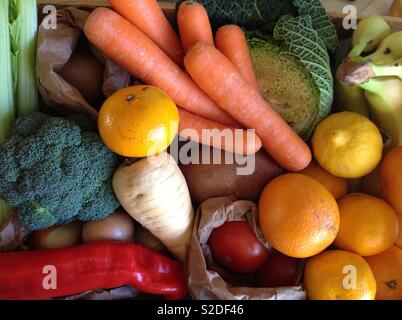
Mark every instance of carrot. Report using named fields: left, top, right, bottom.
left=215, top=25, right=259, bottom=91
left=178, top=108, right=262, bottom=156
left=108, top=0, right=184, bottom=66
left=84, top=8, right=239, bottom=127
left=177, top=0, right=214, bottom=51
left=184, top=43, right=312, bottom=171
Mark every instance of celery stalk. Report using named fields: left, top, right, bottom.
left=15, top=0, right=38, bottom=117
left=0, top=0, right=15, bottom=224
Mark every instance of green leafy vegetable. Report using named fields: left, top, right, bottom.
left=274, top=15, right=333, bottom=132
left=185, top=0, right=297, bottom=29
left=247, top=33, right=320, bottom=139
left=293, top=0, right=339, bottom=53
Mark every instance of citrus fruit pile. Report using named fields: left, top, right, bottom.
left=257, top=114, right=402, bottom=300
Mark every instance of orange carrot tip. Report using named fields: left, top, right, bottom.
left=109, top=0, right=184, bottom=65
left=215, top=24, right=259, bottom=91
left=177, top=0, right=214, bottom=52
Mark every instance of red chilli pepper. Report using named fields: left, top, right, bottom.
left=0, top=241, right=187, bottom=300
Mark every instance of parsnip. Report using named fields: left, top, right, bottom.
left=112, top=152, right=194, bottom=261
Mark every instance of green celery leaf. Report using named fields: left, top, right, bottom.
left=9, top=0, right=20, bottom=95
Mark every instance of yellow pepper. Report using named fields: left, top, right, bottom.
left=389, top=0, right=402, bottom=17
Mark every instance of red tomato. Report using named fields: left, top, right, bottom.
left=208, top=221, right=270, bottom=273
left=256, top=251, right=301, bottom=287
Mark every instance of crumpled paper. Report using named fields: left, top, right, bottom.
left=187, top=197, right=306, bottom=300
left=36, top=7, right=130, bottom=118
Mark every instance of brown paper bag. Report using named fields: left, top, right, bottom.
left=36, top=7, right=130, bottom=118
left=187, top=197, right=306, bottom=300
left=0, top=211, right=30, bottom=252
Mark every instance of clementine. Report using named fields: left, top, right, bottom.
left=396, top=214, right=402, bottom=249
left=365, top=246, right=402, bottom=300
left=300, top=160, right=348, bottom=200
left=305, top=250, right=376, bottom=300
left=258, top=173, right=340, bottom=258
left=381, top=146, right=402, bottom=215
left=98, top=85, right=179, bottom=157
left=334, top=193, right=399, bottom=256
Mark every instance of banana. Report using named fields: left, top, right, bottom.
left=356, top=31, right=402, bottom=65
left=336, top=57, right=402, bottom=86
left=360, top=77, right=402, bottom=151
left=334, top=80, right=370, bottom=117
left=349, top=16, right=391, bottom=59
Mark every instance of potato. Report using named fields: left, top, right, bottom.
left=135, top=224, right=167, bottom=254
left=179, top=146, right=282, bottom=204
left=82, top=210, right=134, bottom=243
left=59, top=49, right=104, bottom=107
left=30, top=222, right=82, bottom=249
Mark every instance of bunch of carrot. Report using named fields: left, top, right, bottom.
left=84, top=0, right=311, bottom=171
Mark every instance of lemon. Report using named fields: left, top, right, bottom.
left=312, top=112, right=383, bottom=178
left=98, top=86, right=179, bottom=158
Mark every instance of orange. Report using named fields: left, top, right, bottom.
left=360, top=165, right=383, bottom=198
left=98, top=85, right=179, bottom=157
left=381, top=146, right=402, bottom=215
left=396, top=214, right=402, bottom=249
left=365, top=246, right=402, bottom=300
left=305, top=250, right=376, bottom=300
left=258, top=173, right=340, bottom=258
left=300, top=160, right=348, bottom=200
left=335, top=193, right=399, bottom=256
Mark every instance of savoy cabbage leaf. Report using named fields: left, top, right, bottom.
left=293, top=0, right=339, bottom=53
left=191, top=0, right=297, bottom=29
left=274, top=15, right=333, bottom=127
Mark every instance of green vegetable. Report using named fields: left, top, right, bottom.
left=0, top=112, right=121, bottom=230
left=196, top=0, right=338, bottom=50
left=247, top=34, right=320, bottom=139
left=0, top=0, right=38, bottom=225
left=293, top=0, right=338, bottom=54
left=274, top=15, right=333, bottom=132
left=186, top=0, right=297, bottom=30
left=0, top=0, right=16, bottom=225
left=12, top=0, right=38, bottom=117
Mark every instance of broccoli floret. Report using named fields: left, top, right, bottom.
left=0, top=112, right=121, bottom=230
